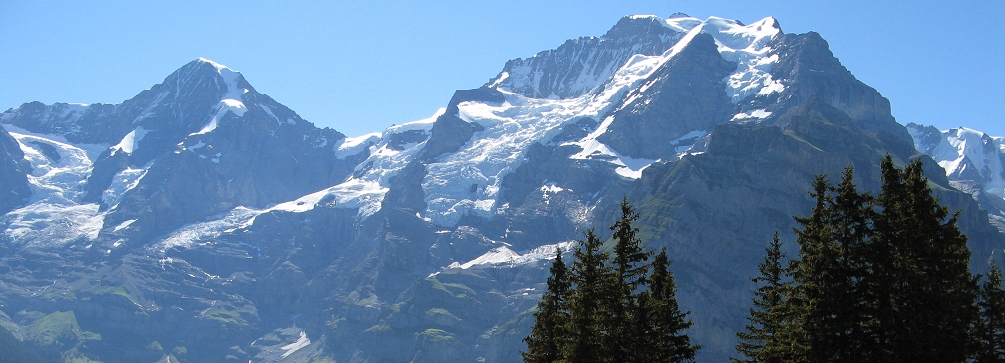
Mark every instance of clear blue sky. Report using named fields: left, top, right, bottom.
left=2, top=1, right=1002, bottom=138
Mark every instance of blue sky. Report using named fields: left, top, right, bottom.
left=1, top=1, right=1002, bottom=138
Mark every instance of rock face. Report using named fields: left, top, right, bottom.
left=1, top=14, right=1003, bottom=363
left=0, top=127, right=31, bottom=214
left=487, top=15, right=686, bottom=99
left=598, top=31, right=735, bottom=160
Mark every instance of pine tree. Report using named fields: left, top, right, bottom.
left=567, top=229, right=613, bottom=363
left=608, top=198, right=652, bottom=362
left=648, top=248, right=699, bottom=362
left=734, top=232, right=798, bottom=363
left=523, top=248, right=571, bottom=363
left=975, top=260, right=1005, bottom=363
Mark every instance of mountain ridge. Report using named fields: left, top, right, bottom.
left=0, top=14, right=1002, bottom=363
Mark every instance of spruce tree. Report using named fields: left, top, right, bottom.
left=792, top=168, right=873, bottom=362
left=872, top=157, right=976, bottom=362
left=827, top=167, right=872, bottom=362
left=734, top=232, right=797, bottom=363
left=648, top=248, right=699, bottom=362
left=792, top=174, right=844, bottom=362
left=522, top=201, right=698, bottom=363
left=783, top=158, right=977, bottom=362
left=523, top=248, right=571, bottom=363
left=608, top=198, right=652, bottom=362
left=567, top=229, right=613, bottom=363
left=975, top=260, right=1005, bottom=363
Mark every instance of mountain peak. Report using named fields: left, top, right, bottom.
left=172, top=58, right=247, bottom=90
left=194, top=57, right=233, bottom=73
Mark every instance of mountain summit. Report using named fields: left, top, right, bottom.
left=0, top=15, right=1001, bottom=363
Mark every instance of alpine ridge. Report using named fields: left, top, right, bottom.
left=0, top=14, right=1002, bottom=363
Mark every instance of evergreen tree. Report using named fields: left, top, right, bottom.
left=792, top=174, right=849, bottom=362
left=608, top=198, right=652, bottom=362
left=734, top=232, right=798, bottom=363
left=782, top=158, right=977, bottom=362
left=793, top=168, right=878, bottom=362
left=522, top=201, right=697, bottom=363
left=567, top=229, right=613, bottom=363
left=523, top=248, right=571, bottom=363
left=648, top=248, right=699, bottom=362
left=872, top=157, right=976, bottom=362
left=975, top=260, right=1005, bottom=363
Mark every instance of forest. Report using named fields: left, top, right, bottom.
left=523, top=157, right=1005, bottom=363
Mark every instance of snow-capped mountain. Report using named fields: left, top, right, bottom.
left=1, top=59, right=367, bottom=252
left=0, top=14, right=1001, bottom=363
left=908, top=123, right=1005, bottom=229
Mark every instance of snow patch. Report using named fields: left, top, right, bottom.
left=111, top=127, right=149, bottom=154
left=540, top=183, right=564, bottom=194
left=442, top=241, right=576, bottom=272
left=154, top=180, right=389, bottom=252
left=563, top=115, right=656, bottom=180
left=731, top=109, right=773, bottom=121
left=335, top=133, right=381, bottom=158
left=190, top=59, right=249, bottom=136
left=102, top=162, right=153, bottom=210
left=281, top=331, right=311, bottom=358
left=112, top=219, right=136, bottom=232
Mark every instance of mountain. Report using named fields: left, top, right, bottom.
left=1, top=14, right=1003, bottom=363
left=908, top=123, right=1005, bottom=231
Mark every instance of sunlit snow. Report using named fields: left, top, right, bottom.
left=434, top=241, right=576, bottom=275
left=911, top=126, right=1005, bottom=199
left=190, top=59, right=249, bottom=136
left=281, top=331, right=311, bottom=358
left=334, top=132, right=381, bottom=158
left=731, top=109, right=773, bottom=121
left=111, top=126, right=149, bottom=154
left=102, top=163, right=152, bottom=209
left=2, top=130, right=105, bottom=247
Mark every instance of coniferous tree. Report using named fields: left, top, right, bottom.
left=523, top=248, right=571, bottom=363
left=648, top=248, right=699, bottom=362
left=792, top=167, right=877, bottom=362
left=975, top=260, right=1005, bottom=363
left=782, top=158, right=977, bottom=363
left=734, top=232, right=798, bottom=363
left=792, top=174, right=847, bottom=362
left=826, top=167, right=873, bottom=362
left=522, top=201, right=697, bottom=363
left=872, top=157, right=976, bottom=363
left=567, top=229, right=613, bottom=363
left=608, top=198, right=652, bottom=362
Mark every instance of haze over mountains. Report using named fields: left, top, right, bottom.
left=0, top=13, right=1002, bottom=362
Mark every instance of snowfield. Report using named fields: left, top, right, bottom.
left=0, top=15, right=792, bottom=251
